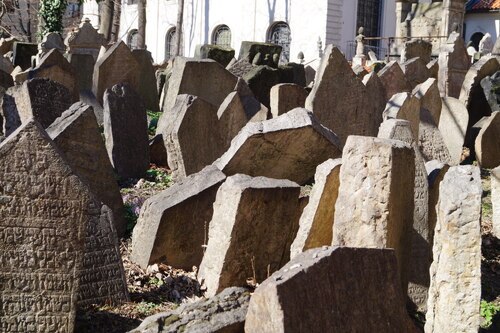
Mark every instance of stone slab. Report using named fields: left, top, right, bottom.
left=270, top=83, right=307, bottom=118
left=438, top=97, right=469, bottom=165
left=475, top=111, right=500, bottom=169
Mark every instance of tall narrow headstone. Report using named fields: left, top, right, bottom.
left=438, top=32, right=470, bottom=98
left=425, top=160, right=449, bottom=247
left=132, top=49, right=160, bottom=112
left=197, top=174, right=301, bottom=297
left=103, top=83, right=149, bottom=179
left=46, top=102, right=127, bottom=237
left=362, top=72, right=388, bottom=137
left=425, top=166, right=482, bottom=333
left=332, top=136, right=415, bottom=294
left=290, top=159, right=341, bottom=259
left=475, top=111, right=500, bottom=168
left=438, top=97, right=469, bottom=165
left=378, top=119, right=430, bottom=312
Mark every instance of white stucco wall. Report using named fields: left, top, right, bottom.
left=464, top=13, right=499, bottom=45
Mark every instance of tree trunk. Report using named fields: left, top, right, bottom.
left=99, top=0, right=114, bottom=42
left=175, top=0, right=184, bottom=56
left=137, top=0, right=146, bottom=49
left=110, top=0, right=121, bottom=43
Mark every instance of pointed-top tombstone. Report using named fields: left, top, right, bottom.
left=378, top=61, right=412, bottom=101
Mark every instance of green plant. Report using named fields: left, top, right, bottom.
left=136, top=302, right=160, bottom=316
left=481, top=300, right=500, bottom=329
left=146, top=168, right=172, bottom=187
left=39, top=0, right=68, bottom=35
left=147, top=111, right=162, bottom=136
left=124, top=203, right=139, bottom=236
left=148, top=276, right=164, bottom=287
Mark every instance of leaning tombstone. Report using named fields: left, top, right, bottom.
left=438, top=97, right=469, bottom=165
left=270, top=83, right=307, bottom=118
left=378, top=60, right=412, bottom=101
left=103, top=83, right=149, bottom=179
left=0, top=69, right=13, bottom=89
left=46, top=102, right=127, bottom=237
left=290, top=158, right=342, bottom=259
left=425, top=166, right=482, bottom=333
left=382, top=92, right=420, bottom=139
left=425, top=160, right=449, bottom=247
left=332, top=136, right=415, bottom=295
left=438, top=31, right=470, bottom=98
left=427, top=59, right=438, bottom=79
left=214, top=108, right=343, bottom=185
left=132, top=49, right=160, bottom=112
left=197, top=174, right=301, bottom=297
left=195, top=44, right=235, bottom=67
left=35, top=32, right=65, bottom=64
left=0, top=92, right=20, bottom=136
left=0, top=56, right=14, bottom=74
left=401, top=39, right=432, bottom=64
left=413, top=78, right=441, bottom=124
left=131, top=166, right=226, bottom=270
left=475, top=111, right=500, bottom=169
left=481, top=71, right=500, bottom=113
left=378, top=119, right=430, bottom=312
left=362, top=72, right=388, bottom=136
left=401, top=57, right=430, bottom=89
left=245, top=247, right=419, bottom=333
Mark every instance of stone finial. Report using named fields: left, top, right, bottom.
left=317, top=37, right=323, bottom=58
left=355, top=27, right=365, bottom=56
left=297, top=51, right=304, bottom=64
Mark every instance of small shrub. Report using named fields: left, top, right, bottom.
left=136, top=302, right=160, bottom=317
left=481, top=300, right=500, bottom=329
left=146, top=168, right=172, bottom=187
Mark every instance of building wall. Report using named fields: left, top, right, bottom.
left=464, top=12, right=499, bottom=45
left=82, top=0, right=397, bottom=64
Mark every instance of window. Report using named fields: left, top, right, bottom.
left=268, top=22, right=291, bottom=64
left=165, top=27, right=177, bottom=60
left=212, top=25, right=232, bottom=48
left=127, top=29, right=139, bottom=50
left=67, top=3, right=81, bottom=18
left=470, top=32, right=485, bottom=51
left=356, top=0, right=382, bottom=45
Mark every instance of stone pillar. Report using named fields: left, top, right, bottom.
left=441, top=0, right=466, bottom=38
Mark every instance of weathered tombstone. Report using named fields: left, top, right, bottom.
left=378, top=60, right=412, bottom=101
left=149, top=134, right=169, bottom=167
left=92, top=41, right=140, bottom=104
left=197, top=174, right=301, bottom=297
left=425, top=160, right=449, bottom=247
left=413, top=78, right=441, bottom=124
left=243, top=64, right=281, bottom=108
left=130, top=287, right=249, bottom=333
left=0, top=37, right=18, bottom=56
left=160, top=95, right=221, bottom=179
left=227, top=58, right=254, bottom=78
left=195, top=44, right=235, bottom=67
left=0, top=56, right=14, bottom=74
left=36, top=32, right=66, bottom=63
left=131, top=165, right=226, bottom=270
left=479, top=33, right=494, bottom=56
left=238, top=41, right=282, bottom=67
left=481, top=72, right=500, bottom=113
left=427, top=59, right=439, bottom=79
left=0, top=69, right=13, bottom=89
left=290, top=159, right=341, bottom=259
left=378, top=119, right=430, bottom=312
left=217, top=78, right=268, bottom=151
left=132, top=49, right=160, bottom=112
left=459, top=56, right=500, bottom=135
left=332, top=136, right=415, bottom=294
left=8, top=78, right=72, bottom=129
left=305, top=45, right=372, bottom=143
left=46, top=102, right=127, bottom=237
left=12, top=42, right=37, bottom=70
left=0, top=121, right=84, bottom=331
left=492, top=166, right=500, bottom=238
left=425, top=166, right=482, bottom=333
left=363, top=72, right=389, bottom=136
left=419, top=108, right=453, bottom=164
left=493, top=37, right=500, bottom=57
left=402, top=57, right=431, bottom=89
left=30, top=49, right=79, bottom=102
left=438, top=97, right=469, bottom=165
left=475, top=111, right=500, bottom=168
left=214, top=108, right=343, bottom=185
left=159, top=57, right=237, bottom=118
left=438, top=32, right=470, bottom=98
left=103, top=83, right=149, bottom=179
left=0, top=93, right=20, bottom=136
left=245, top=247, right=419, bottom=333
left=401, top=39, right=432, bottom=64
left=383, top=92, right=420, bottom=139
left=65, top=18, right=106, bottom=60
left=270, top=83, right=307, bottom=118
left=68, top=53, right=95, bottom=93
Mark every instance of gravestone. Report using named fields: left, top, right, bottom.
left=46, top=102, right=127, bottom=237
left=131, top=165, right=226, bottom=270
left=214, top=108, right=343, bottom=185
left=492, top=166, right=500, bottom=238
left=378, top=119, right=430, bottom=312
left=149, top=134, right=169, bottom=167
left=305, top=45, right=371, bottom=143
left=161, top=95, right=221, bottom=179
left=12, top=42, right=37, bottom=70
left=438, top=32, right=470, bottom=98
left=245, top=247, right=419, bottom=333
left=378, top=61, right=412, bottom=101
left=481, top=72, right=500, bottom=113
left=332, top=136, right=415, bottom=295
left=159, top=57, right=237, bottom=118
left=425, top=160, right=449, bottom=247
left=0, top=121, right=86, bottom=332
left=425, top=166, right=482, bottom=333
left=0, top=56, right=14, bottom=74
left=401, top=39, right=432, bottom=64
left=438, top=97, right=468, bottom=165
left=270, top=83, right=308, bottom=118
left=103, top=83, right=149, bottom=179
left=8, top=78, right=72, bottom=129
left=36, top=32, right=65, bottom=63
left=479, top=33, right=494, bottom=56
left=68, top=53, right=95, bottom=93
left=195, top=44, right=235, bottom=67
left=0, top=93, right=20, bottom=136
left=217, top=78, right=268, bottom=151
left=352, top=64, right=368, bottom=79
left=238, top=41, right=282, bottom=67
left=132, top=49, right=159, bottom=112
left=475, top=111, right=500, bottom=168
left=427, top=59, right=438, bottom=79
left=383, top=92, right=421, bottom=139
left=418, top=108, right=453, bottom=164
left=290, top=159, right=342, bottom=259
left=362, top=72, right=388, bottom=136
left=197, top=174, right=301, bottom=297
left=243, top=64, right=281, bottom=108
left=402, top=57, right=431, bottom=89
left=459, top=56, right=500, bottom=136
left=0, top=69, right=13, bottom=89
left=493, top=37, right=500, bottom=57
left=30, top=49, right=78, bottom=102
left=0, top=37, right=18, bottom=56
left=413, top=78, right=442, bottom=124
left=65, top=18, right=106, bottom=60
left=93, top=41, right=140, bottom=104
